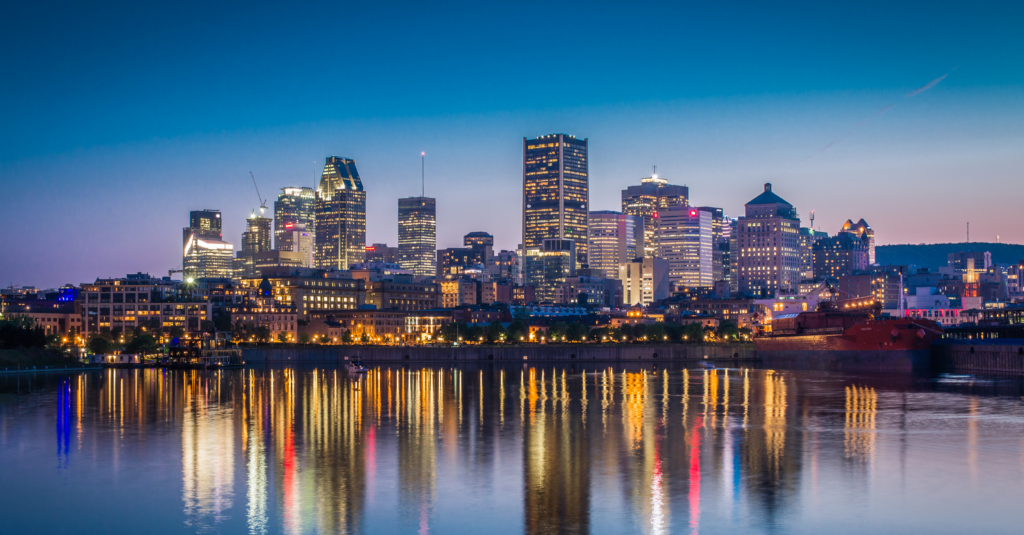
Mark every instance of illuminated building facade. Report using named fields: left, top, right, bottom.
left=183, top=210, right=234, bottom=280
left=535, top=239, right=577, bottom=304
left=736, top=183, right=801, bottom=297
left=398, top=197, right=437, bottom=277
left=227, top=278, right=298, bottom=342
left=523, top=134, right=589, bottom=281
left=813, top=232, right=869, bottom=279
left=366, top=243, right=399, bottom=264
left=78, top=276, right=212, bottom=334
left=237, top=213, right=273, bottom=279
left=239, top=268, right=365, bottom=318
left=618, top=257, right=669, bottom=306
left=657, top=206, right=713, bottom=289
left=274, top=187, right=315, bottom=267
left=436, top=233, right=492, bottom=280
left=696, top=206, right=725, bottom=282
left=621, top=174, right=688, bottom=257
left=841, top=218, right=875, bottom=264
left=587, top=211, right=642, bottom=279
left=315, top=156, right=366, bottom=270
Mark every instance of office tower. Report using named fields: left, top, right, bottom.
left=398, top=197, right=436, bottom=277
left=813, top=232, right=869, bottom=279
left=621, top=172, right=689, bottom=257
left=182, top=210, right=234, bottom=280
left=798, top=227, right=829, bottom=280
left=274, top=187, right=315, bottom=255
left=736, top=183, right=801, bottom=297
left=536, top=239, right=576, bottom=304
left=657, top=206, right=713, bottom=289
left=490, top=249, right=520, bottom=283
left=618, top=257, right=670, bottom=306
left=587, top=211, right=642, bottom=279
left=276, top=224, right=314, bottom=268
left=523, top=134, right=589, bottom=287
left=237, top=211, right=273, bottom=279
left=366, top=243, right=400, bottom=264
left=464, top=232, right=494, bottom=249
left=696, top=206, right=725, bottom=281
left=728, top=218, right=739, bottom=296
left=436, top=233, right=492, bottom=280
left=841, top=219, right=875, bottom=264
left=315, top=156, right=366, bottom=270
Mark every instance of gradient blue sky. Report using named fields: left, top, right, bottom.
left=2, top=1, right=1022, bottom=288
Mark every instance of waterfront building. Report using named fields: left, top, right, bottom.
left=813, top=232, right=869, bottom=280
left=838, top=267, right=903, bottom=309
left=227, top=278, right=298, bottom=342
left=239, top=267, right=365, bottom=318
left=182, top=210, right=234, bottom=280
left=523, top=134, right=589, bottom=281
left=657, top=206, right=713, bottom=289
left=404, top=309, right=452, bottom=342
left=0, top=300, right=82, bottom=336
left=315, top=156, right=366, bottom=270
left=621, top=172, right=688, bottom=257
left=365, top=280, right=440, bottom=311
left=587, top=211, right=642, bottom=279
left=366, top=243, right=399, bottom=264
left=77, top=275, right=212, bottom=334
left=841, top=219, right=875, bottom=265
left=307, top=308, right=407, bottom=343
left=618, top=257, right=669, bottom=306
left=736, top=183, right=801, bottom=297
left=274, top=187, right=315, bottom=255
left=398, top=197, right=437, bottom=277
left=236, top=212, right=273, bottom=279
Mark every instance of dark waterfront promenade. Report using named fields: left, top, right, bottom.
left=2, top=364, right=1024, bottom=534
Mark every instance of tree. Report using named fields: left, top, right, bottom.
left=298, top=332, right=311, bottom=344
left=342, top=330, right=353, bottom=344
left=464, top=324, right=484, bottom=343
left=486, top=321, right=505, bottom=344
left=360, top=332, right=370, bottom=344
left=254, top=326, right=271, bottom=343
left=646, top=323, right=667, bottom=342
left=618, top=324, right=633, bottom=342
left=125, top=333, right=159, bottom=355
left=88, top=336, right=113, bottom=355
left=168, top=326, right=185, bottom=339
left=631, top=323, right=647, bottom=342
left=277, top=333, right=288, bottom=343
left=566, top=322, right=588, bottom=342
left=513, top=306, right=530, bottom=322
left=0, top=317, right=47, bottom=349
left=506, top=320, right=528, bottom=343
left=717, top=320, right=740, bottom=341
left=682, top=322, right=704, bottom=342
left=548, top=322, right=568, bottom=342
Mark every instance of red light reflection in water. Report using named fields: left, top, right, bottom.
left=689, top=416, right=704, bottom=535
left=283, top=429, right=298, bottom=533
left=367, top=425, right=377, bottom=504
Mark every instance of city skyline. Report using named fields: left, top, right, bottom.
left=2, top=2, right=1022, bottom=288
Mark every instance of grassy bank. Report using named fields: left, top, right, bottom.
left=0, top=348, right=80, bottom=368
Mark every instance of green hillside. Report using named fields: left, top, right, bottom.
left=876, top=242, right=1024, bottom=270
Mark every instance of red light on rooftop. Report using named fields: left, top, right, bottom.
left=690, top=210, right=697, bottom=216
left=366, top=246, right=375, bottom=251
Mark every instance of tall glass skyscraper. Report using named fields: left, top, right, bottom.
left=587, top=211, right=642, bottom=279
left=522, top=134, right=588, bottom=288
left=315, top=156, right=366, bottom=270
left=182, top=209, right=234, bottom=280
left=237, top=212, right=273, bottom=279
left=398, top=196, right=436, bottom=277
left=621, top=173, right=689, bottom=257
left=274, top=187, right=314, bottom=247
left=657, top=206, right=713, bottom=289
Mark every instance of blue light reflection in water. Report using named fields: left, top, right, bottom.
left=1, top=365, right=1023, bottom=534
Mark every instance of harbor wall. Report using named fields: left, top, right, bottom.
left=758, top=349, right=931, bottom=373
left=242, top=344, right=757, bottom=363
left=932, top=340, right=1024, bottom=374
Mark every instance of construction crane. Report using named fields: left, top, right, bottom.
left=251, top=171, right=268, bottom=217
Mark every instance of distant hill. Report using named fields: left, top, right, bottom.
left=876, top=242, right=1024, bottom=270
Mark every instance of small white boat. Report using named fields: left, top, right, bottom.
left=346, top=359, right=369, bottom=373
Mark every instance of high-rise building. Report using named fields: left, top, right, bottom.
left=696, top=206, right=725, bottom=282
left=274, top=187, right=315, bottom=250
left=398, top=197, right=436, bottom=277
left=622, top=173, right=689, bottom=257
left=657, top=206, right=713, bottom=289
left=366, top=243, right=399, bottom=264
left=315, top=156, right=366, bottom=270
left=182, top=210, right=234, bottom=280
left=798, top=227, right=828, bottom=280
left=436, top=233, right=493, bottom=280
left=587, top=211, right=642, bottom=279
left=464, top=232, right=494, bottom=249
left=237, top=211, right=273, bottom=279
left=813, top=232, right=869, bottom=280
left=618, top=257, right=670, bottom=306
left=728, top=218, right=739, bottom=296
left=523, top=134, right=589, bottom=286
left=841, top=219, right=875, bottom=265
left=736, top=183, right=801, bottom=297
left=535, top=238, right=576, bottom=304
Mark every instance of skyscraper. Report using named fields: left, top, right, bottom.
left=587, top=211, right=642, bottom=279
left=237, top=211, right=273, bottom=279
left=315, top=156, right=366, bottom=270
left=622, top=173, right=689, bottom=257
left=274, top=187, right=315, bottom=251
left=840, top=219, right=876, bottom=265
left=522, top=134, right=589, bottom=287
left=398, top=197, right=436, bottom=277
left=696, top=206, right=725, bottom=282
left=736, top=183, right=801, bottom=297
left=182, top=210, right=234, bottom=280
left=657, top=206, right=713, bottom=289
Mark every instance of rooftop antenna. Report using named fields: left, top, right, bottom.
left=810, top=210, right=816, bottom=231
left=653, top=165, right=657, bottom=178
left=421, top=151, right=425, bottom=197
left=250, top=171, right=267, bottom=216
left=967, top=221, right=970, bottom=243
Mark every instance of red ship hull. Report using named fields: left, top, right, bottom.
left=755, top=318, right=943, bottom=372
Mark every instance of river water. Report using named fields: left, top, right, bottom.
left=1, top=364, right=1023, bottom=534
